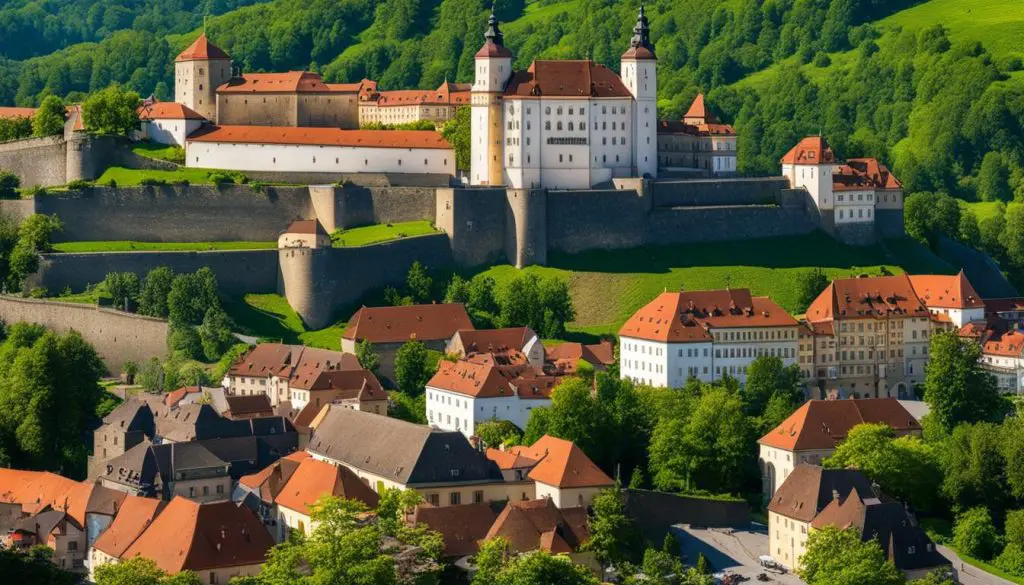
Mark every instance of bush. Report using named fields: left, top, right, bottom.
left=139, top=177, right=168, bottom=186
left=208, top=172, right=234, bottom=185
left=168, top=325, right=203, bottom=361
left=997, top=544, right=1024, bottom=578
left=66, top=179, right=92, bottom=190
left=249, top=180, right=266, bottom=193
left=26, top=185, right=47, bottom=197
left=0, top=171, right=20, bottom=199
left=32, top=95, right=66, bottom=137
left=1007, top=510, right=1024, bottom=549
left=953, top=507, right=999, bottom=560
left=813, top=52, right=832, bottom=67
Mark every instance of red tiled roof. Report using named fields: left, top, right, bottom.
left=239, top=451, right=309, bottom=502
left=123, top=497, right=274, bottom=572
left=512, top=435, right=613, bottom=489
left=289, top=368, right=384, bottom=398
left=780, top=136, right=837, bottom=165
left=982, top=329, right=1024, bottom=358
left=504, top=60, right=632, bottom=99
left=138, top=101, right=205, bottom=121
left=476, top=40, right=513, bottom=59
left=175, top=34, right=231, bottom=62
left=217, top=71, right=338, bottom=94
left=188, top=124, right=453, bottom=150
left=367, top=81, right=471, bottom=108
left=619, top=289, right=797, bottom=343
left=621, top=45, right=656, bottom=60
left=485, top=448, right=539, bottom=471
left=683, top=94, right=717, bottom=123
left=285, top=219, right=328, bottom=236
left=545, top=340, right=614, bottom=366
left=411, top=502, right=498, bottom=557
left=833, top=158, right=902, bottom=191
left=343, top=303, right=474, bottom=343
left=0, top=106, right=37, bottom=119
left=758, top=398, right=921, bottom=451
left=485, top=498, right=589, bottom=553
left=909, top=271, right=983, bottom=310
left=428, top=358, right=522, bottom=398
left=275, top=456, right=379, bottom=514
left=91, top=496, right=166, bottom=558
left=0, top=469, right=82, bottom=517
left=805, top=275, right=931, bottom=323
left=451, top=327, right=536, bottom=356
left=165, top=386, right=202, bottom=408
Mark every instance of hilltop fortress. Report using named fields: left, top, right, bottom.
left=0, top=10, right=905, bottom=331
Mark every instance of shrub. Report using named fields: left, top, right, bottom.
left=997, top=544, right=1024, bottom=578
left=27, top=185, right=47, bottom=197
left=139, top=177, right=168, bottom=186
left=249, top=180, right=266, bottom=193
left=813, top=52, right=832, bottom=67
left=0, top=171, right=20, bottom=199
left=1007, top=510, right=1024, bottom=549
left=168, top=325, right=203, bottom=361
left=953, top=507, right=999, bottom=560
left=104, top=179, right=117, bottom=188
left=66, top=179, right=92, bottom=190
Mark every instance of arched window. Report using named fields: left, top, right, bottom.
left=545, top=121, right=551, bottom=130
left=556, top=107, right=563, bottom=115
left=557, top=122, right=563, bottom=131
left=568, top=122, right=574, bottom=131
left=545, top=107, right=551, bottom=115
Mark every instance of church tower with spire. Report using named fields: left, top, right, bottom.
left=621, top=6, right=658, bottom=179
left=175, top=33, right=232, bottom=122
left=471, top=12, right=513, bottom=186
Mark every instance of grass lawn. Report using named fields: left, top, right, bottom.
left=877, top=0, right=1024, bottom=60
left=52, top=241, right=276, bottom=253
left=95, top=166, right=226, bottom=186
left=964, top=200, right=1006, bottom=222
left=882, top=238, right=956, bottom=275
left=131, top=142, right=185, bottom=164
left=223, top=293, right=345, bottom=350
left=470, top=231, right=919, bottom=338
left=331, top=221, right=439, bottom=247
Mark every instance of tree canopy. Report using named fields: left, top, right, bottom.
left=798, top=525, right=904, bottom=585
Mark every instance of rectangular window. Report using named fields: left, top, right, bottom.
left=449, top=492, right=462, bottom=506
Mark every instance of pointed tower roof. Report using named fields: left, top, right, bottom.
left=622, top=5, right=656, bottom=60
left=176, top=33, right=231, bottom=62
left=780, top=135, right=837, bottom=165
left=683, top=94, right=719, bottom=123
left=476, top=11, right=513, bottom=58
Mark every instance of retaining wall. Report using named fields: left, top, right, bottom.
left=0, top=136, right=68, bottom=187
left=33, top=250, right=279, bottom=296
left=333, top=185, right=437, bottom=229
left=279, top=233, right=455, bottom=329
left=546, top=189, right=648, bottom=253
left=0, top=296, right=168, bottom=373
left=651, top=177, right=790, bottom=208
left=645, top=205, right=817, bottom=244
left=436, top=187, right=508, bottom=267
left=625, top=489, right=750, bottom=541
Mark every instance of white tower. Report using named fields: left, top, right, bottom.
left=471, top=12, right=513, bottom=186
left=621, top=6, right=658, bottom=179
left=174, top=33, right=232, bottom=123
left=780, top=136, right=838, bottom=210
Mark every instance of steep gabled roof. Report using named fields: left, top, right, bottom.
left=512, top=435, right=613, bottom=489
left=909, top=271, right=984, bottom=310
left=239, top=451, right=309, bottom=503
left=758, top=398, right=920, bottom=451
left=805, top=275, right=931, bottom=323
left=768, top=464, right=881, bottom=522
left=138, top=102, right=206, bottom=121
left=175, top=33, right=231, bottom=62
left=343, top=304, right=474, bottom=344
left=91, top=496, right=166, bottom=558
left=619, top=289, right=797, bottom=343
left=485, top=498, right=589, bottom=553
left=504, top=61, right=632, bottom=99
left=780, top=136, right=837, bottom=165
left=411, top=502, right=500, bottom=557
left=123, top=497, right=274, bottom=572
left=450, top=327, right=537, bottom=356
left=275, top=456, right=379, bottom=514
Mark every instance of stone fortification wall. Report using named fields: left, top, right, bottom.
left=33, top=250, right=278, bottom=296
left=505, top=189, right=547, bottom=267
left=0, top=136, right=68, bottom=187
left=35, top=185, right=314, bottom=243
left=645, top=205, right=816, bottom=244
left=651, top=177, right=790, bottom=208
left=279, top=234, right=454, bottom=329
left=0, top=198, right=37, bottom=223
left=0, top=296, right=168, bottom=373
left=436, top=187, right=508, bottom=266
left=331, top=185, right=437, bottom=229
left=546, top=189, right=648, bottom=254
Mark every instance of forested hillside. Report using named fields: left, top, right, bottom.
left=0, top=0, right=1022, bottom=202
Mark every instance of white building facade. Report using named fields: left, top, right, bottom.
left=470, top=8, right=658, bottom=190
left=618, top=289, right=800, bottom=388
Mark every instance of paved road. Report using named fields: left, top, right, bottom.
left=937, top=545, right=1017, bottom=585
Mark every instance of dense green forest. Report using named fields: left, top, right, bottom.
left=0, top=0, right=1023, bottom=200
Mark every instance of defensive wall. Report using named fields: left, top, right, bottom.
left=0, top=296, right=168, bottom=373
left=0, top=135, right=150, bottom=187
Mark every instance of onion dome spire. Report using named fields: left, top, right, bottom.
left=630, top=5, right=653, bottom=53
left=484, top=10, right=505, bottom=47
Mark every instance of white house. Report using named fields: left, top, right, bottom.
left=137, top=102, right=206, bottom=146
left=425, top=352, right=558, bottom=437
left=185, top=125, right=456, bottom=176
left=618, top=288, right=800, bottom=388
left=470, top=8, right=657, bottom=189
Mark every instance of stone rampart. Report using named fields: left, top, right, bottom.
left=33, top=250, right=278, bottom=296
left=0, top=198, right=38, bottom=223
left=0, top=136, right=68, bottom=187
left=546, top=189, right=648, bottom=253
left=0, top=296, right=168, bottom=373
left=651, top=177, right=790, bottom=208
left=35, top=185, right=314, bottom=243
left=876, top=208, right=905, bottom=239
left=278, top=234, right=454, bottom=328
left=332, top=185, right=437, bottom=229
left=645, top=205, right=817, bottom=244
left=436, top=187, right=508, bottom=266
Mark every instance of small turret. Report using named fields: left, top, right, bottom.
left=622, top=5, right=656, bottom=60
left=476, top=11, right=513, bottom=58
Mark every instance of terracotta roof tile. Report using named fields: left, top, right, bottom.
left=275, top=456, right=379, bottom=514
left=188, top=125, right=452, bottom=150
left=175, top=34, right=231, bottom=62
left=758, top=398, right=920, bottom=451
left=768, top=464, right=880, bottom=522
left=619, top=289, right=797, bottom=343
left=411, top=502, right=498, bottom=557
left=909, top=271, right=983, bottom=310
left=367, top=81, right=471, bottom=108
left=450, top=327, right=536, bottom=356
left=780, top=136, right=837, bottom=165
left=504, top=60, right=632, bottom=99
left=512, top=435, right=612, bottom=489
left=217, top=71, right=339, bottom=94
left=138, top=101, right=205, bottom=121
left=485, top=448, right=538, bottom=471
left=91, top=496, right=166, bottom=558
left=0, top=106, right=38, bottom=119
left=123, top=497, right=274, bottom=572
left=239, top=451, right=309, bottom=502
left=805, top=275, right=931, bottom=323
left=343, top=304, right=474, bottom=344
left=485, top=499, right=589, bottom=553
left=981, top=329, right=1024, bottom=357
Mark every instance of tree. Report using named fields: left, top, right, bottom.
left=798, top=526, right=904, bottom=585
left=1001, top=416, right=1024, bottom=500
left=741, top=355, right=802, bottom=417
left=824, top=423, right=943, bottom=513
left=95, top=555, right=202, bottom=585
left=796, top=268, right=829, bottom=312
left=394, top=339, right=431, bottom=396
left=0, top=547, right=78, bottom=585
left=1006, top=509, right=1024, bottom=550
left=910, top=570, right=956, bottom=585
left=468, top=275, right=499, bottom=315
left=405, top=261, right=433, bottom=303
left=475, top=419, right=522, bottom=448
left=649, top=386, right=751, bottom=494
left=137, top=357, right=164, bottom=392
left=0, top=171, right=19, bottom=199
left=958, top=209, right=981, bottom=247
left=942, top=422, right=1008, bottom=517
left=583, top=486, right=643, bottom=567
left=924, top=332, right=1007, bottom=433
left=0, top=116, right=33, bottom=142
left=168, top=325, right=203, bottom=360
left=476, top=546, right=601, bottom=585
left=83, top=84, right=141, bottom=135
left=356, top=339, right=380, bottom=375
left=138, top=266, right=175, bottom=318
left=444, top=274, right=470, bottom=304
left=979, top=211, right=1006, bottom=260
left=978, top=151, right=1012, bottom=202
left=198, top=307, right=234, bottom=361
left=496, top=273, right=575, bottom=339
left=1001, top=203, right=1024, bottom=267
left=441, top=106, right=471, bottom=171
left=904, top=192, right=960, bottom=246
left=104, top=271, right=141, bottom=309
left=32, top=95, right=66, bottom=137
left=472, top=538, right=514, bottom=585
left=167, top=268, right=220, bottom=326
left=953, top=507, right=999, bottom=560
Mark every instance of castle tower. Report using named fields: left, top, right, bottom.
left=471, top=12, right=513, bottom=186
left=621, top=6, right=658, bottom=179
left=175, top=33, right=232, bottom=123
left=780, top=136, right=838, bottom=211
